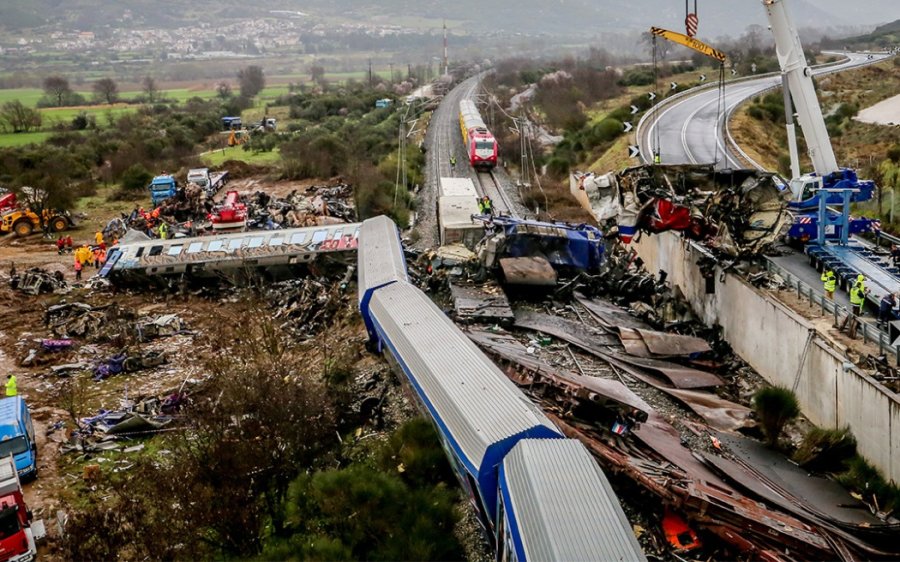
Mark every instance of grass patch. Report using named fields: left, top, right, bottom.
left=201, top=146, right=281, bottom=167
left=793, top=426, right=857, bottom=473
left=836, top=455, right=900, bottom=513
left=0, top=131, right=52, bottom=147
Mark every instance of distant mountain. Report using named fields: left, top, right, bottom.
left=829, top=17, right=900, bottom=46
left=0, top=0, right=885, bottom=37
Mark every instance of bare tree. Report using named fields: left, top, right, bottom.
left=216, top=81, right=232, bottom=99
left=142, top=75, right=159, bottom=103
left=92, top=77, right=119, bottom=104
left=43, top=75, right=71, bottom=107
left=237, top=65, right=265, bottom=97
left=310, top=64, right=326, bottom=85
left=0, top=100, right=42, bottom=133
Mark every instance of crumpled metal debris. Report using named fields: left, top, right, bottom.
left=10, top=267, right=67, bottom=295
left=135, top=314, right=187, bottom=340
left=93, top=350, right=167, bottom=380
left=261, top=276, right=346, bottom=338
left=62, top=393, right=185, bottom=454
left=45, top=302, right=133, bottom=339
left=572, top=165, right=791, bottom=257
left=245, top=183, right=356, bottom=230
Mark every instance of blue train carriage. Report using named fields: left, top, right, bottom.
left=364, top=280, right=563, bottom=535
left=357, top=215, right=409, bottom=339
left=498, top=439, right=647, bottom=562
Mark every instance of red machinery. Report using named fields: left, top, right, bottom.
left=0, top=455, right=39, bottom=562
left=209, top=190, right=247, bottom=231
left=0, top=192, right=16, bottom=215
left=459, top=99, right=498, bottom=170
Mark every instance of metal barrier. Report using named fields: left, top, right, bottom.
left=764, top=258, right=900, bottom=364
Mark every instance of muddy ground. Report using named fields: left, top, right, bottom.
left=0, top=175, right=372, bottom=557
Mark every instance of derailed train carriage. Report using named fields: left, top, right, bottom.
left=357, top=215, right=646, bottom=562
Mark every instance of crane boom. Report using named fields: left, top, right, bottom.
left=649, top=27, right=726, bottom=62
left=762, top=0, right=838, bottom=176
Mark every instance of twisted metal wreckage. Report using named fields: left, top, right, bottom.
left=466, top=298, right=900, bottom=561
left=570, top=164, right=791, bottom=256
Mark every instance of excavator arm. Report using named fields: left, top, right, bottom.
left=650, top=27, right=726, bottom=63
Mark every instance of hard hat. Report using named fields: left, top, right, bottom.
left=857, top=274, right=865, bottom=282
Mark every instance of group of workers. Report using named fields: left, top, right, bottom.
left=67, top=228, right=117, bottom=280
left=822, top=269, right=899, bottom=327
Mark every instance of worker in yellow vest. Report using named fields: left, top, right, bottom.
left=5, top=374, right=16, bottom=397
left=821, top=269, right=836, bottom=300
left=849, top=274, right=869, bottom=316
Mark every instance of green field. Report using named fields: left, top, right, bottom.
left=0, top=83, right=299, bottom=148
left=201, top=146, right=281, bottom=167
left=0, top=131, right=53, bottom=148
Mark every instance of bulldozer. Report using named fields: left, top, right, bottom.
left=1, top=208, right=75, bottom=237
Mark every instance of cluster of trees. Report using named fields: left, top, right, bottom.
left=62, top=312, right=463, bottom=560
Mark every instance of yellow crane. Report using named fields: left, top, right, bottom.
left=650, top=27, right=726, bottom=63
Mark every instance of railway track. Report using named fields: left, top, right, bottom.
left=476, top=171, right=515, bottom=216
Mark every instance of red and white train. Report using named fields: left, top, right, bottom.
left=458, top=99, right=498, bottom=170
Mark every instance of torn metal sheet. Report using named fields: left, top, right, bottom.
left=618, top=328, right=653, bottom=357
left=594, top=349, right=749, bottom=430
left=449, top=282, right=514, bottom=324
left=715, top=433, right=900, bottom=551
left=700, top=451, right=897, bottom=559
left=634, top=328, right=711, bottom=357
left=499, top=256, right=558, bottom=286
left=612, top=354, right=723, bottom=389
left=467, top=329, right=651, bottom=424
left=552, top=414, right=840, bottom=561
left=575, top=293, right=653, bottom=331
left=514, top=309, right=722, bottom=388
left=512, top=309, right=620, bottom=349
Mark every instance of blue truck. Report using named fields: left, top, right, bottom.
left=149, top=175, right=178, bottom=206
left=0, top=397, right=37, bottom=480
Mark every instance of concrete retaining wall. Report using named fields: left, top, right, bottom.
left=630, top=232, right=900, bottom=483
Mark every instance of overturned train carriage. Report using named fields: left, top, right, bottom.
left=101, top=223, right=361, bottom=282
left=357, top=215, right=646, bottom=562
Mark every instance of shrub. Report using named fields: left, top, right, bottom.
left=120, top=163, right=152, bottom=191
left=793, top=426, right=857, bottom=473
left=753, top=386, right=800, bottom=446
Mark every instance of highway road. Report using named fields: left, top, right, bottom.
left=638, top=52, right=891, bottom=169
left=637, top=51, right=895, bottom=326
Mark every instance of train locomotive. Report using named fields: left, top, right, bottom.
left=357, top=215, right=646, bottom=562
left=459, top=99, right=498, bottom=170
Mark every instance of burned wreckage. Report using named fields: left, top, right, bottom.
left=571, top=165, right=791, bottom=256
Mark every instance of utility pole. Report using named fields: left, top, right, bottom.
left=443, top=20, right=449, bottom=76
left=389, top=63, right=394, bottom=84
left=368, top=58, right=373, bottom=87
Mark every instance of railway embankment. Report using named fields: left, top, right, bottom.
left=630, top=231, right=900, bottom=484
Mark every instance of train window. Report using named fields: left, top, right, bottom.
left=247, top=237, right=264, bottom=248
left=269, top=237, right=284, bottom=246
left=207, top=240, right=224, bottom=252
left=227, top=238, right=244, bottom=250
left=135, top=247, right=144, bottom=258
left=166, top=245, right=183, bottom=256
left=148, top=246, right=163, bottom=256
left=311, top=229, right=328, bottom=245
left=476, top=141, right=495, bottom=150
left=186, top=242, right=204, bottom=253
left=289, top=232, right=307, bottom=245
